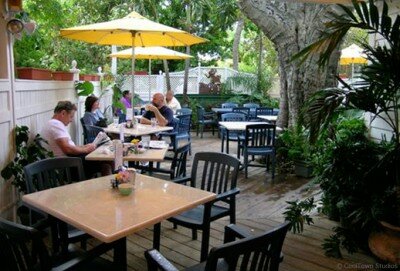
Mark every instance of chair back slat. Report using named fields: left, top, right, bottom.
left=191, top=152, right=240, bottom=194
left=176, top=108, right=192, bottom=115
left=243, top=103, right=260, bottom=109
left=80, top=117, right=104, bottom=144
left=205, top=222, right=290, bottom=271
left=256, top=107, right=274, bottom=117
left=245, top=124, right=276, bottom=149
left=232, top=107, right=250, bottom=120
left=221, top=103, right=238, bottom=109
left=170, top=144, right=190, bottom=179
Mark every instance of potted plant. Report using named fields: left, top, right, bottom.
left=1, top=126, right=53, bottom=224
left=15, top=59, right=52, bottom=80
left=278, top=125, right=314, bottom=178
left=296, top=0, right=400, bottom=260
left=50, top=61, right=73, bottom=81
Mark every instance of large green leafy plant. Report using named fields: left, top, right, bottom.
left=294, top=0, right=400, bottom=256
left=1, top=126, right=53, bottom=194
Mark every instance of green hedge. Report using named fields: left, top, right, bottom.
left=175, top=94, right=230, bottom=111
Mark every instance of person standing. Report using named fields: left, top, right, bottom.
left=165, top=90, right=181, bottom=114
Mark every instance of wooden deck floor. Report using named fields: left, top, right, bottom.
left=121, top=132, right=377, bottom=270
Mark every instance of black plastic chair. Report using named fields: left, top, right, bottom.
left=221, top=102, right=238, bottom=108
left=160, top=114, right=192, bottom=155
left=24, top=157, right=90, bottom=255
left=154, top=144, right=190, bottom=180
left=238, top=123, right=277, bottom=179
left=220, top=112, right=246, bottom=153
left=145, top=222, right=290, bottom=271
left=167, top=152, right=241, bottom=261
left=0, top=217, right=115, bottom=271
left=243, top=103, right=260, bottom=120
left=80, top=117, right=104, bottom=144
left=176, top=107, right=192, bottom=115
left=196, top=106, right=217, bottom=138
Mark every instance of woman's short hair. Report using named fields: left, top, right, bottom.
left=84, top=96, right=99, bottom=112
left=54, top=101, right=77, bottom=113
left=122, top=91, right=130, bottom=97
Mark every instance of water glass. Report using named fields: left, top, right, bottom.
left=151, top=118, right=157, bottom=127
left=113, top=117, right=119, bottom=127
left=142, top=135, right=150, bottom=149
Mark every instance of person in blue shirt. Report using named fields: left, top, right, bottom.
left=82, top=95, right=105, bottom=126
left=141, top=93, right=175, bottom=128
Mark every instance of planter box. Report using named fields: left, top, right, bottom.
left=16, top=67, right=52, bottom=80
left=52, top=71, right=74, bottom=81
left=79, top=74, right=100, bottom=81
left=294, top=160, right=314, bottom=178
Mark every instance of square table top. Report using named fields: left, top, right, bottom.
left=22, top=174, right=216, bottom=243
left=85, top=143, right=168, bottom=162
left=219, top=121, right=271, bottom=130
left=104, top=123, right=173, bottom=137
left=257, top=115, right=278, bottom=122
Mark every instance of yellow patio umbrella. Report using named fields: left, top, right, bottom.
left=60, top=11, right=207, bottom=107
left=340, top=44, right=367, bottom=79
left=109, top=46, right=192, bottom=101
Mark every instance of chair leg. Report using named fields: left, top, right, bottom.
left=192, top=229, right=197, bottom=240
left=200, top=225, right=210, bottom=262
left=230, top=199, right=236, bottom=224
left=244, top=152, right=248, bottom=178
left=196, top=124, right=199, bottom=137
left=200, top=125, right=204, bottom=138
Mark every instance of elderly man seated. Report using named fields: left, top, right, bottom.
left=165, top=90, right=181, bottom=114
left=41, top=100, right=111, bottom=177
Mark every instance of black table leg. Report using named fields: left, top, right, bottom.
left=153, top=223, right=161, bottom=250
left=114, top=237, right=127, bottom=271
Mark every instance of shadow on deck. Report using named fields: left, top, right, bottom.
left=123, top=132, right=377, bottom=270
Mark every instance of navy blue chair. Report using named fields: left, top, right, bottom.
left=232, top=107, right=250, bottom=121
left=238, top=123, right=276, bottom=179
left=196, top=106, right=217, bottom=138
left=160, top=114, right=192, bottom=154
left=221, top=102, right=238, bottom=108
left=243, top=103, right=260, bottom=120
left=256, top=107, right=274, bottom=118
left=176, top=107, right=192, bottom=115
left=220, top=112, right=246, bottom=153
left=80, top=118, right=104, bottom=144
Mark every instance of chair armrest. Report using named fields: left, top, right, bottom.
left=224, top=224, right=254, bottom=243
left=144, top=249, right=179, bottom=271
left=159, top=131, right=178, bottom=137
left=171, top=176, right=191, bottom=185
left=214, top=188, right=240, bottom=202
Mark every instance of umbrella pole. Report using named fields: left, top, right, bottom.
left=131, top=33, right=136, bottom=119
left=149, top=59, right=151, bottom=103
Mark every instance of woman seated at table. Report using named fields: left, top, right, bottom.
left=82, top=95, right=107, bottom=127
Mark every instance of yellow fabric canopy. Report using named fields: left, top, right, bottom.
left=60, top=11, right=207, bottom=47
left=109, top=47, right=192, bottom=60
left=340, top=44, right=368, bottom=65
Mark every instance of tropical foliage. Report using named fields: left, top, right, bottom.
left=295, top=0, right=400, bottom=257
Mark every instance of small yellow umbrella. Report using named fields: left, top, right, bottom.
left=109, top=47, right=192, bottom=101
left=60, top=11, right=207, bottom=106
left=340, top=44, right=367, bottom=79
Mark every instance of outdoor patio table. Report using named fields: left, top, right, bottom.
left=104, top=123, right=173, bottom=137
left=86, top=142, right=168, bottom=174
left=257, top=115, right=278, bottom=123
left=22, top=174, right=216, bottom=271
left=219, top=121, right=272, bottom=155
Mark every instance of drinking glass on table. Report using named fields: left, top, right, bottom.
left=113, top=117, right=119, bottom=127
left=151, top=118, right=157, bottom=127
left=141, top=135, right=150, bottom=149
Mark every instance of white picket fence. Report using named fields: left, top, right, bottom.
left=120, top=66, right=255, bottom=102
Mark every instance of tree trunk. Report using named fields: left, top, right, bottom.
left=239, top=1, right=340, bottom=128
left=257, top=31, right=263, bottom=92
left=163, top=60, right=171, bottom=91
left=233, top=18, right=244, bottom=71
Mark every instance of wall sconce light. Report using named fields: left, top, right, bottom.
left=6, top=18, right=24, bottom=34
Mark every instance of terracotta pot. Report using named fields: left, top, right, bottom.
left=369, top=221, right=400, bottom=264
left=91, top=75, right=100, bottom=81
left=16, top=67, right=52, bottom=80
left=52, top=71, right=74, bottom=81
left=79, top=74, right=92, bottom=81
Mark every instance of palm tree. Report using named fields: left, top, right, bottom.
left=296, top=0, right=400, bottom=224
